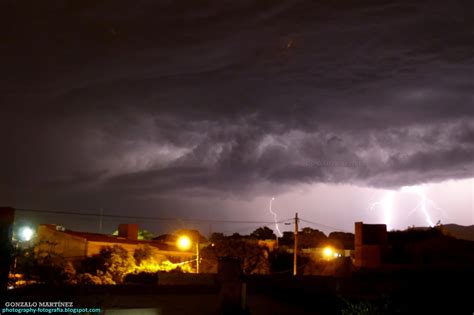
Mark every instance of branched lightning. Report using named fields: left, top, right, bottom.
left=269, top=197, right=283, bottom=237
left=401, top=185, right=446, bottom=227
left=369, top=185, right=447, bottom=229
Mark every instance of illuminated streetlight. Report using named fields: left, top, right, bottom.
left=323, top=247, right=334, bottom=259
left=18, top=226, right=34, bottom=242
left=177, top=235, right=192, bottom=251
left=12, top=226, right=35, bottom=280
left=176, top=235, right=200, bottom=273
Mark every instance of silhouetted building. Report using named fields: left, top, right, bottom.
left=354, top=222, right=387, bottom=268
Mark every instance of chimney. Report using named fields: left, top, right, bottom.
left=118, top=224, right=138, bottom=240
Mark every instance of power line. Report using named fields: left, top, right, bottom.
left=298, top=218, right=349, bottom=232
left=14, top=207, right=293, bottom=225
left=14, top=207, right=345, bottom=231
left=219, top=222, right=290, bottom=235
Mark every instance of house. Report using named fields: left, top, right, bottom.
left=36, top=223, right=195, bottom=265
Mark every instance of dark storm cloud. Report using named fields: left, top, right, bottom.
left=1, top=0, right=473, bottom=210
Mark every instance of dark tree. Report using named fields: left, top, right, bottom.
left=80, top=245, right=134, bottom=284
left=133, top=245, right=152, bottom=265
left=202, top=238, right=270, bottom=274
left=230, top=233, right=242, bottom=240
left=279, top=231, right=294, bottom=246
left=250, top=226, right=276, bottom=240
left=328, top=232, right=354, bottom=249
left=299, top=227, right=327, bottom=248
left=209, top=232, right=226, bottom=243
left=15, top=240, right=69, bottom=285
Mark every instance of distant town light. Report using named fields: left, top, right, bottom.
left=19, top=226, right=34, bottom=241
left=177, top=235, right=192, bottom=251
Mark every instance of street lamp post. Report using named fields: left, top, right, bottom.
left=196, top=242, right=200, bottom=274
left=177, top=235, right=200, bottom=274
left=14, top=226, right=35, bottom=273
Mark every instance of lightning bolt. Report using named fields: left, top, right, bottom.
left=369, top=185, right=447, bottom=229
left=369, top=191, right=395, bottom=230
left=401, top=185, right=446, bottom=227
left=269, top=197, right=283, bottom=237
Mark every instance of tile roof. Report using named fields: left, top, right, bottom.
left=40, top=224, right=175, bottom=250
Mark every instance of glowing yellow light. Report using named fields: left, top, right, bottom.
left=323, top=247, right=333, bottom=258
left=177, top=235, right=192, bottom=251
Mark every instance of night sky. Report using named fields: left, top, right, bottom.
left=1, top=0, right=473, bottom=235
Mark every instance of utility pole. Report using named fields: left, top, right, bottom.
left=293, top=212, right=298, bottom=276
left=196, top=242, right=200, bottom=274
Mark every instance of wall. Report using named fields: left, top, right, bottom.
left=36, top=225, right=87, bottom=261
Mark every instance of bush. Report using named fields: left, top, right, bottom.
left=341, top=300, right=379, bottom=315
left=79, top=245, right=135, bottom=284
left=14, top=240, right=73, bottom=285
